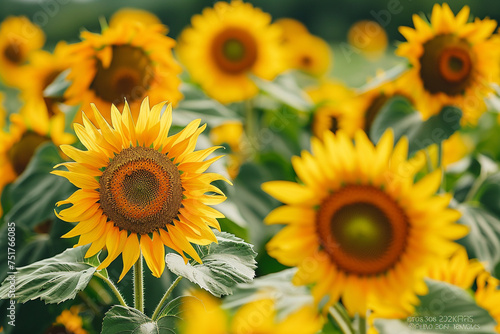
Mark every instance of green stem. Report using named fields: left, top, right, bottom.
left=329, top=304, right=354, bottom=334
left=94, top=272, right=127, bottom=307
left=465, top=173, right=487, bottom=203
left=245, top=99, right=259, bottom=152
left=151, top=276, right=183, bottom=320
left=134, top=254, right=144, bottom=312
left=78, top=291, right=100, bottom=315
left=358, top=316, right=367, bottom=334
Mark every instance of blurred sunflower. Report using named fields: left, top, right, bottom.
left=210, top=121, right=246, bottom=179
left=45, top=306, right=87, bottom=334
left=109, top=8, right=161, bottom=28
left=475, top=273, right=500, bottom=333
left=0, top=93, right=5, bottom=130
left=275, top=18, right=309, bottom=43
left=19, top=41, right=73, bottom=118
left=262, top=129, right=468, bottom=316
left=176, top=0, right=283, bottom=104
left=348, top=20, right=388, bottom=61
left=397, top=4, right=500, bottom=123
left=426, top=132, right=474, bottom=169
left=53, top=98, right=229, bottom=280
left=306, top=81, right=361, bottom=138
left=180, top=290, right=323, bottom=334
left=64, top=21, right=182, bottom=125
left=0, top=100, right=74, bottom=216
left=0, top=16, right=45, bottom=87
left=283, top=34, right=331, bottom=77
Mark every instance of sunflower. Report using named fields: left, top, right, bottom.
left=64, top=21, right=182, bottom=125
left=275, top=18, right=309, bottom=44
left=176, top=0, right=283, bottom=104
left=0, top=16, right=45, bottom=87
left=348, top=20, right=388, bottom=61
left=0, top=93, right=5, bottom=130
left=45, top=306, right=87, bottom=334
left=262, top=129, right=468, bottom=317
left=396, top=4, right=500, bottom=123
left=209, top=121, right=246, bottom=179
left=109, top=8, right=161, bottom=28
left=306, top=81, right=361, bottom=138
left=180, top=290, right=323, bottom=334
left=0, top=100, right=74, bottom=216
left=19, top=41, right=73, bottom=119
left=53, top=98, right=229, bottom=280
left=426, top=132, right=473, bottom=170
left=475, top=273, right=500, bottom=333
left=283, top=34, right=331, bottom=77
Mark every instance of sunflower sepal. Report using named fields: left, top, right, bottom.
left=102, top=305, right=176, bottom=334
left=0, top=245, right=97, bottom=304
left=165, top=231, right=257, bottom=297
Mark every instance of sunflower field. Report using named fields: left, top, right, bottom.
left=1, top=0, right=500, bottom=333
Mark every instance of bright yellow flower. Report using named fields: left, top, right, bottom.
left=180, top=290, right=323, bottom=334
left=0, top=99, right=74, bottom=216
left=50, top=306, right=87, bottom=334
left=53, top=98, right=229, bottom=280
left=306, top=81, right=361, bottom=138
left=262, top=129, right=468, bottom=317
left=210, top=121, right=246, bottom=179
left=64, top=22, right=182, bottom=125
left=0, top=16, right=45, bottom=87
left=348, top=20, right=388, bottom=60
left=427, top=246, right=485, bottom=289
left=176, top=0, right=283, bottom=104
left=0, top=93, right=5, bottom=130
left=109, top=8, right=161, bottom=28
left=396, top=4, right=500, bottom=123
left=275, top=18, right=309, bottom=44
left=426, top=132, right=473, bottom=169
left=18, top=41, right=73, bottom=119
left=283, top=33, right=331, bottom=77
left=475, top=273, right=500, bottom=333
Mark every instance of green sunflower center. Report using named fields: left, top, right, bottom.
left=3, top=42, right=22, bottom=64
left=7, top=131, right=49, bottom=176
left=99, top=146, right=183, bottom=235
left=316, top=185, right=409, bottom=276
left=212, top=27, right=258, bottom=75
left=90, top=45, right=153, bottom=105
left=419, top=34, right=474, bottom=96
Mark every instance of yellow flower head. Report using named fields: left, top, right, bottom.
left=176, top=0, right=283, bottom=104
left=275, top=18, right=309, bottom=44
left=210, top=121, right=245, bottom=179
left=0, top=16, right=45, bottom=87
left=348, top=20, right=388, bottom=60
left=475, top=273, right=500, bottom=333
left=262, top=129, right=468, bottom=316
left=19, top=41, right=73, bottom=119
left=180, top=290, right=323, bottom=334
left=306, top=81, right=361, bottom=138
left=109, top=8, right=161, bottom=28
left=427, top=246, right=485, bottom=289
left=51, top=306, right=87, bottom=334
left=53, top=98, right=230, bottom=280
left=0, top=93, right=5, bottom=130
left=396, top=4, right=500, bottom=123
left=284, top=33, right=332, bottom=77
left=0, top=99, right=74, bottom=216
left=64, top=22, right=182, bottom=125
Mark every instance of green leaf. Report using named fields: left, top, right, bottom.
left=374, top=279, right=496, bottom=334
left=456, top=204, right=500, bottom=272
left=157, top=295, right=198, bottom=321
left=4, top=143, right=76, bottom=228
left=102, top=305, right=177, bottom=334
left=0, top=245, right=96, bottom=304
left=369, top=96, right=462, bottom=156
left=165, top=232, right=257, bottom=297
left=252, top=74, right=313, bottom=111
left=224, top=268, right=313, bottom=319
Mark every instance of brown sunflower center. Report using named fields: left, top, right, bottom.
left=316, top=185, right=409, bottom=276
left=3, top=42, right=22, bottom=64
left=301, top=55, right=313, bottom=68
left=328, top=115, right=339, bottom=133
left=419, top=34, right=474, bottom=96
left=212, top=27, right=258, bottom=75
left=7, top=131, right=49, bottom=176
left=90, top=45, right=153, bottom=105
left=99, top=146, right=183, bottom=235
